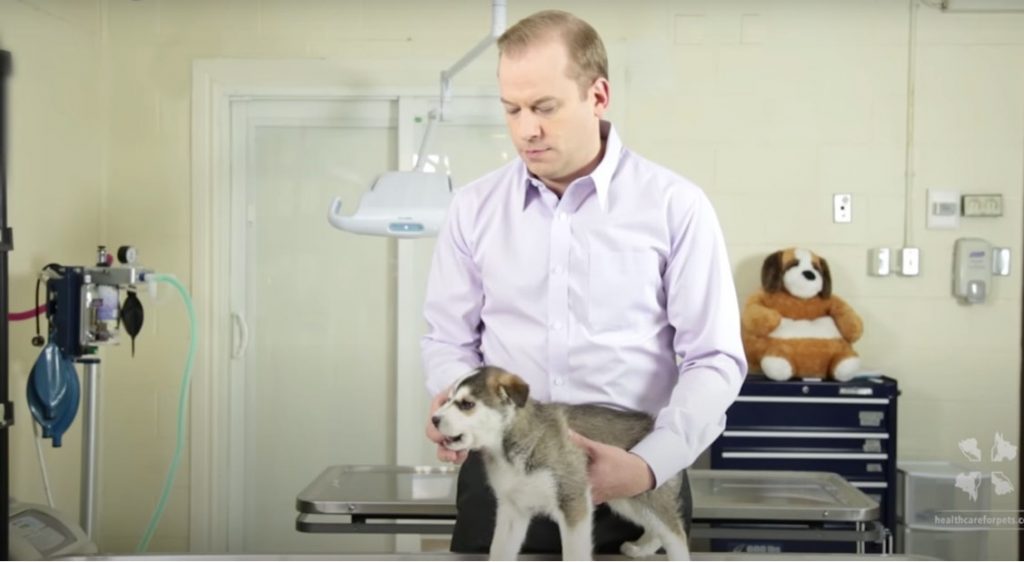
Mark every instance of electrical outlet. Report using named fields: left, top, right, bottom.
left=962, top=194, right=1003, bottom=217
left=833, top=193, right=852, bottom=223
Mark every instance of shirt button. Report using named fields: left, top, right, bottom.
left=550, top=322, right=562, bottom=331
left=552, top=265, right=563, bottom=275
left=554, top=378, right=564, bottom=386
left=558, top=212, right=569, bottom=222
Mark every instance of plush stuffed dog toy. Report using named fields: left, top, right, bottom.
left=742, top=248, right=863, bottom=381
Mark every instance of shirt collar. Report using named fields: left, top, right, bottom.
left=520, top=120, right=623, bottom=213
left=590, top=120, right=622, bottom=212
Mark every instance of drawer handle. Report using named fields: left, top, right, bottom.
left=721, top=452, right=888, bottom=460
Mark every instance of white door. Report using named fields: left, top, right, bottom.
left=227, top=94, right=510, bottom=554
left=230, top=97, right=397, bottom=554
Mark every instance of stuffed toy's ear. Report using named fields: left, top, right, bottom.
left=761, top=251, right=784, bottom=293
left=818, top=257, right=832, bottom=299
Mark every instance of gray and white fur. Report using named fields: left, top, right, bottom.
left=432, top=366, right=690, bottom=561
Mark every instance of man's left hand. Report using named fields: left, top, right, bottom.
left=569, top=431, right=655, bottom=505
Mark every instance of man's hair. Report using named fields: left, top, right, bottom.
left=497, top=10, right=608, bottom=96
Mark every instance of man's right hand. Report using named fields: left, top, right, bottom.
left=427, top=388, right=468, bottom=464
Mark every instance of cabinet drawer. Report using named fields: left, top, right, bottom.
left=719, top=430, right=890, bottom=454
left=715, top=452, right=889, bottom=480
left=727, top=397, right=891, bottom=431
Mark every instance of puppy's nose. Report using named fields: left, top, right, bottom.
left=802, top=270, right=816, bottom=281
left=431, top=415, right=441, bottom=428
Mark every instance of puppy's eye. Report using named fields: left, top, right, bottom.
left=456, top=400, right=475, bottom=411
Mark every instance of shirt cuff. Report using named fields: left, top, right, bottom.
left=630, top=427, right=696, bottom=488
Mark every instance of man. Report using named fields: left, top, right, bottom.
left=421, top=9, right=746, bottom=554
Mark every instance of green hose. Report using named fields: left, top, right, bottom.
left=136, top=273, right=196, bottom=552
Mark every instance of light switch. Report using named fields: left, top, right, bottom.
left=898, top=247, right=920, bottom=276
left=869, top=248, right=891, bottom=276
left=993, top=248, right=1011, bottom=276
left=927, top=190, right=960, bottom=229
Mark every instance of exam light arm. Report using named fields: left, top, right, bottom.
left=439, top=0, right=507, bottom=121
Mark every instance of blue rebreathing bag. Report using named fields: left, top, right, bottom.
left=26, top=336, right=80, bottom=447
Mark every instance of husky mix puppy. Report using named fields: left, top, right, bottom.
left=432, top=366, right=690, bottom=561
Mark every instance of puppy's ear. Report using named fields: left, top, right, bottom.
left=761, top=251, right=784, bottom=293
left=818, top=257, right=832, bottom=299
left=497, top=373, right=530, bottom=408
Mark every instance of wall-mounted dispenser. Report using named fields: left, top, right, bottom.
left=952, top=238, right=1011, bottom=304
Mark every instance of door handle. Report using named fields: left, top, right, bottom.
left=232, top=312, right=249, bottom=359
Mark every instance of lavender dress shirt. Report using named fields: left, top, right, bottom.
left=421, top=121, right=747, bottom=485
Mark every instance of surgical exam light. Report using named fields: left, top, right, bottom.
left=328, top=0, right=507, bottom=238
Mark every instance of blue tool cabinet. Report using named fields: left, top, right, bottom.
left=709, top=374, right=899, bottom=553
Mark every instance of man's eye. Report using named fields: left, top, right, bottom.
left=535, top=106, right=554, bottom=114
left=505, top=107, right=520, bottom=115
left=457, top=400, right=475, bottom=411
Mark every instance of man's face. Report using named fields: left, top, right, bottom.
left=498, top=37, right=609, bottom=188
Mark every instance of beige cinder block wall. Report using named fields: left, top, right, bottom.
left=3, top=1, right=1021, bottom=558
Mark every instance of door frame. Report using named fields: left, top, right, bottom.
left=190, top=59, right=498, bottom=552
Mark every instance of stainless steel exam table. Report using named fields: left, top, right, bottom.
left=63, top=554, right=928, bottom=561
left=295, top=466, right=892, bottom=554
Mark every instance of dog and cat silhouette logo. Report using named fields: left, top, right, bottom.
left=955, top=432, right=1017, bottom=500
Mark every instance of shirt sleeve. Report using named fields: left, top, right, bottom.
left=630, top=188, right=748, bottom=486
left=420, top=188, right=485, bottom=396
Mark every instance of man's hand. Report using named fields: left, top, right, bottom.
left=569, top=431, right=655, bottom=505
left=426, top=388, right=468, bottom=465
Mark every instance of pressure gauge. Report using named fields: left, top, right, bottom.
left=117, top=245, right=138, bottom=265
left=96, top=246, right=113, bottom=267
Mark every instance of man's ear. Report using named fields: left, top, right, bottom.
left=497, top=372, right=530, bottom=408
left=590, top=77, right=610, bottom=118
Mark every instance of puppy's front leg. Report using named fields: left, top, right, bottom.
left=490, top=502, right=529, bottom=561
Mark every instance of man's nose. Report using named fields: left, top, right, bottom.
left=431, top=415, right=441, bottom=428
left=517, top=112, right=542, bottom=141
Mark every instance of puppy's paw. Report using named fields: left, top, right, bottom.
left=620, top=539, right=660, bottom=558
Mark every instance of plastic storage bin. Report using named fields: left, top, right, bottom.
left=898, top=524, right=988, bottom=561
left=897, top=461, right=991, bottom=560
left=897, top=461, right=991, bottom=529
